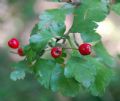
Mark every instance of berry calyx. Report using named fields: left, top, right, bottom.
left=51, top=47, right=62, bottom=58
left=17, top=48, right=24, bottom=56
left=8, top=38, right=19, bottom=49
left=78, top=43, right=91, bottom=55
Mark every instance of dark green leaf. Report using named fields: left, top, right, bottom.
left=51, top=64, right=80, bottom=97
left=61, top=52, right=67, bottom=57
left=93, top=42, right=116, bottom=67
left=34, top=58, right=80, bottom=96
left=71, top=0, right=109, bottom=42
left=65, top=56, right=97, bottom=88
left=39, top=10, right=65, bottom=37
left=26, top=49, right=37, bottom=63
left=23, top=45, right=37, bottom=63
left=30, top=24, right=39, bottom=36
left=10, top=70, right=25, bottom=81
left=34, top=59, right=56, bottom=88
left=23, top=45, right=31, bottom=53
left=38, top=4, right=74, bottom=37
left=55, top=58, right=65, bottom=64
left=10, top=61, right=30, bottom=81
left=30, top=32, right=52, bottom=51
left=65, top=55, right=113, bottom=96
left=89, top=65, right=113, bottom=96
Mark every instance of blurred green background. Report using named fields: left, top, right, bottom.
left=0, top=0, right=120, bottom=101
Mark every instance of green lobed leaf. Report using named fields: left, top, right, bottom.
left=30, top=24, right=39, bottom=36
left=34, top=58, right=80, bottom=96
left=30, top=32, right=52, bottom=51
left=50, top=64, right=80, bottom=97
left=65, top=54, right=113, bottom=96
left=89, top=64, right=113, bottom=96
left=30, top=4, right=74, bottom=52
left=93, top=42, right=116, bottom=68
left=65, top=56, right=97, bottom=88
left=10, top=61, right=30, bottom=81
left=71, top=0, right=109, bottom=42
left=30, top=9, right=66, bottom=37
left=34, top=59, right=56, bottom=89
left=10, top=70, right=25, bottom=81
left=55, top=58, right=65, bottom=64
left=23, top=45, right=37, bottom=63
left=38, top=4, right=74, bottom=37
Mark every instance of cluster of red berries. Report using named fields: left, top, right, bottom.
left=51, top=43, right=91, bottom=58
left=8, top=38, right=91, bottom=58
left=8, top=38, right=24, bottom=56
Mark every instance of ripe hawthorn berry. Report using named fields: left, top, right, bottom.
left=8, top=38, right=19, bottom=49
left=78, top=43, right=91, bottom=55
left=51, top=47, right=62, bottom=58
left=18, top=48, right=24, bottom=56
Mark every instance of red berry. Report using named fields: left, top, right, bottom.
left=51, top=47, right=62, bottom=58
left=78, top=43, right=91, bottom=55
left=18, top=48, right=24, bottom=56
left=8, top=38, right=19, bottom=49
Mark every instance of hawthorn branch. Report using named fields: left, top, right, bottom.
left=62, top=30, right=71, bottom=44
left=63, top=47, right=78, bottom=50
left=10, top=51, right=17, bottom=54
left=73, top=33, right=79, bottom=47
left=56, top=37, right=62, bottom=42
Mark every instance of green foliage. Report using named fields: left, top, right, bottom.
left=34, top=59, right=80, bottom=96
left=89, top=64, right=112, bottom=96
left=36, top=5, right=73, bottom=37
left=34, top=59, right=56, bottom=88
left=10, top=61, right=30, bottom=81
left=50, top=64, right=80, bottom=97
left=71, top=0, right=109, bottom=42
left=93, top=42, right=116, bottom=67
left=9, top=0, right=120, bottom=97
left=65, top=56, right=96, bottom=88
left=31, top=24, right=39, bottom=36
left=10, top=70, right=25, bottom=81
left=65, top=55, right=113, bottom=96
left=30, top=33, right=52, bottom=52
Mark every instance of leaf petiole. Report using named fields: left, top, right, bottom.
left=10, top=51, right=17, bottom=54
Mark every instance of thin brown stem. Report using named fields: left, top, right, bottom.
left=63, top=47, right=78, bottom=50
left=10, top=51, right=17, bottom=54
left=73, top=33, right=79, bottom=47
left=45, top=47, right=78, bottom=51
left=62, top=30, right=70, bottom=44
